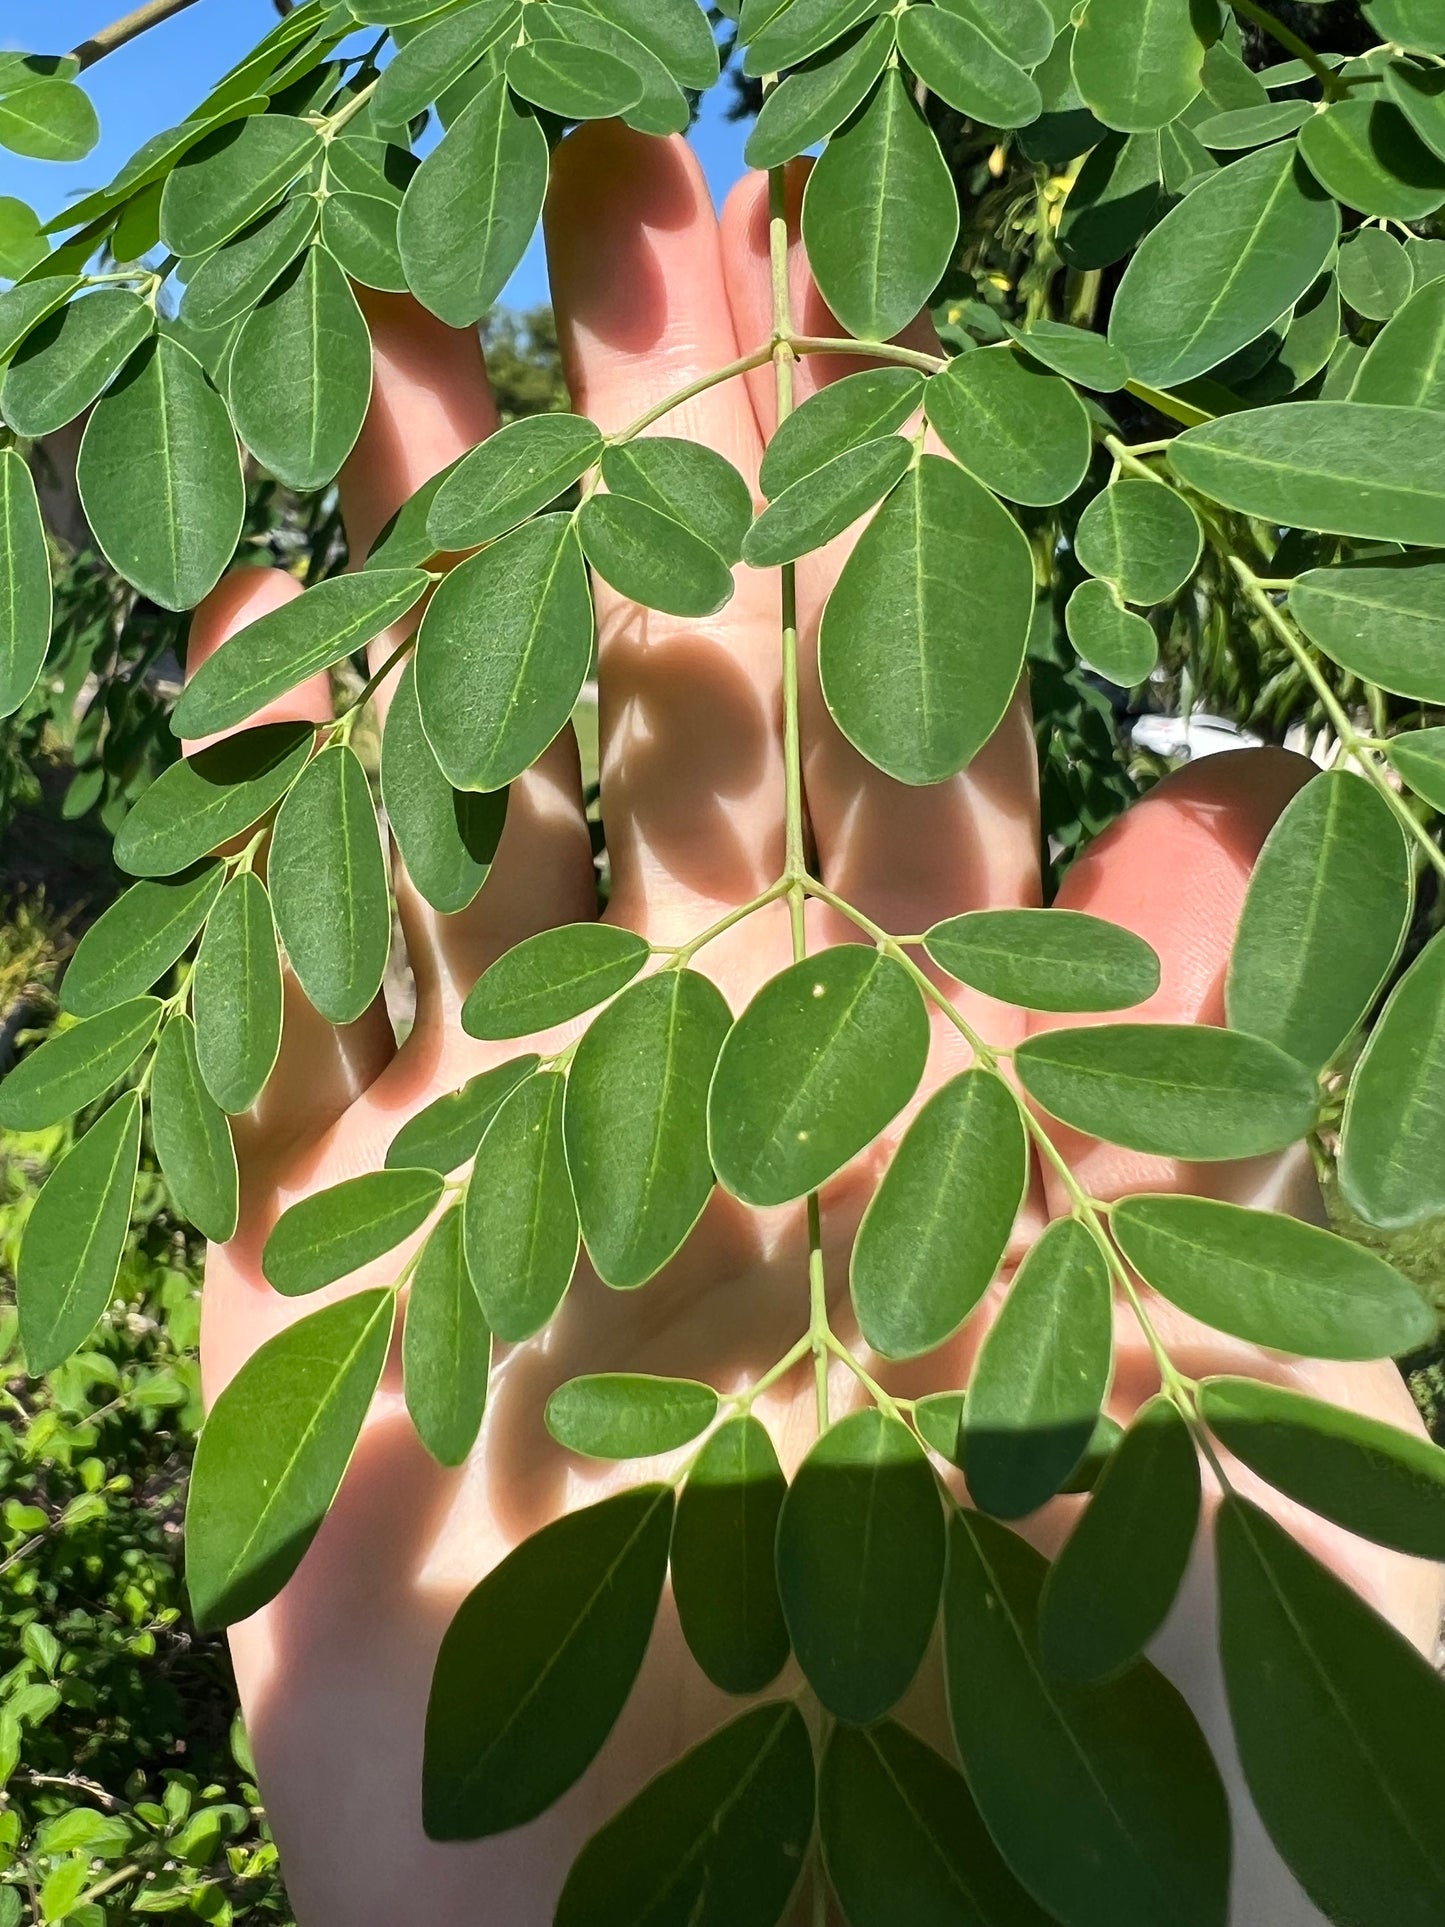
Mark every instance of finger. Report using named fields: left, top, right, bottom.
left=719, top=168, right=1041, bottom=960
left=546, top=123, right=787, bottom=946
left=183, top=567, right=396, bottom=1186
left=339, top=290, right=596, bottom=1042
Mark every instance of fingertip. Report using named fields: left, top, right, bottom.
left=183, top=567, right=327, bottom=756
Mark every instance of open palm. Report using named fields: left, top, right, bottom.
left=190, top=125, right=1439, bottom=1927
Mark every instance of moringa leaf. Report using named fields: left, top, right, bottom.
left=17, top=1094, right=142, bottom=1376
left=427, top=411, right=604, bottom=550
left=505, top=34, right=642, bottom=120
left=1003, top=317, right=1130, bottom=391
left=0, top=997, right=160, bottom=1132
left=263, top=1167, right=443, bottom=1296
left=851, top=1068, right=1026, bottom=1360
left=1, top=290, right=153, bottom=439
left=564, top=968, right=732, bottom=1289
left=578, top=492, right=735, bottom=619
left=895, top=6, right=1040, bottom=130
left=744, top=19, right=894, bottom=172
left=463, top=1070, right=578, bottom=1342
left=1058, top=130, right=1168, bottom=271
left=819, top=455, right=1034, bottom=785
left=1038, top=1395, right=1200, bottom=1682
left=0, top=80, right=99, bottom=162
left=462, top=922, right=649, bottom=1039
left=179, top=197, right=317, bottom=332
left=150, top=1015, right=240, bottom=1244
left=63, top=865, right=223, bottom=1018
left=1074, top=478, right=1203, bottom=604
left=1226, top=771, right=1412, bottom=1072
left=115, top=722, right=314, bottom=878
left=385, top=1056, right=539, bottom=1175
left=1066, top=579, right=1159, bottom=685
left=0, top=447, right=52, bottom=720
left=1290, top=554, right=1445, bottom=699
left=1337, top=226, right=1414, bottom=322
left=742, top=434, right=910, bottom=568
left=192, top=873, right=284, bottom=1115
left=1298, top=99, right=1445, bottom=223
left=403, top=1207, right=491, bottom=1467
left=601, top=436, right=753, bottom=565
left=372, top=0, right=518, bottom=127
left=778, top=1407, right=945, bottom=1725
left=1112, top=1194, right=1435, bottom=1359
left=708, top=947, right=930, bottom=1207
left=672, top=1414, right=790, bottom=1695
left=185, top=1288, right=395, bottom=1631
left=1339, top=925, right=1445, bottom=1229
left=759, top=364, right=923, bottom=498
left=926, top=908, right=1161, bottom=1012
left=926, top=345, right=1092, bottom=507
left=160, top=115, right=321, bottom=257
left=1070, top=0, right=1207, bottom=133
left=545, top=1373, right=718, bottom=1459
left=268, top=743, right=391, bottom=1027
left=424, top=1485, right=674, bottom=1838
left=1387, top=727, right=1445, bottom=810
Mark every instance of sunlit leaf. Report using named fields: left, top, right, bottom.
left=1290, top=554, right=1445, bottom=697
left=545, top=1373, right=718, bottom=1459
left=385, top=1056, right=539, bottom=1175
left=179, top=197, right=317, bottom=332
left=1298, top=99, right=1445, bottom=222
left=0, top=446, right=52, bottom=720
left=463, top=922, right=649, bottom=1039
left=404, top=1207, right=490, bottom=1467
left=759, top=364, right=923, bottom=498
left=192, top=872, right=284, bottom=1115
left=927, top=908, right=1160, bottom=1013
left=1075, top=478, right=1203, bottom=604
left=263, top=1167, right=443, bottom=1296
left=463, top=1070, right=578, bottom=1342
left=0, top=996, right=160, bottom=1132
left=427, top=411, right=604, bottom=550
left=160, top=115, right=321, bottom=258
left=1339, top=926, right=1445, bottom=1229
left=1065, top=579, right=1159, bottom=685
left=895, top=7, right=1041, bottom=130
left=744, top=19, right=894, bottom=172
left=1, top=290, right=152, bottom=439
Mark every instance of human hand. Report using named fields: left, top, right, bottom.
left=190, top=124, right=1441, bottom=1927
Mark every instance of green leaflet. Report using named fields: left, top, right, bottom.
left=1337, top=226, right=1414, bottom=322
left=1339, top=926, right=1445, bottom=1229
left=414, top=515, right=594, bottom=792
left=1290, top=556, right=1445, bottom=699
left=385, top=1056, right=539, bottom=1175
left=505, top=35, right=643, bottom=120
left=708, top=947, right=929, bottom=1207
left=818, top=456, right=1034, bottom=785
left=1066, top=579, right=1159, bottom=684
left=600, top=436, right=753, bottom=565
left=1298, top=99, right=1445, bottom=222
left=160, top=115, right=322, bottom=258
left=423, top=1486, right=673, bottom=1839
left=851, top=1069, right=1027, bottom=1360
left=914, top=1389, right=967, bottom=1465
left=1384, top=58, right=1445, bottom=165
left=427, top=411, right=604, bottom=550
left=527, top=7, right=690, bottom=139
left=173, top=569, right=428, bottom=739
left=1003, top=318, right=1129, bottom=392
left=398, top=75, right=548, bottom=327
left=759, top=364, right=923, bottom=498
left=1015, top=1022, right=1319, bottom=1160
left=1173, top=402, right=1445, bottom=543
left=0, top=195, right=48, bottom=279
left=63, top=865, right=223, bottom=1018
left=578, top=493, right=735, bottom=619
left=268, top=744, right=391, bottom=1027
left=1, top=290, right=153, bottom=439
left=564, top=968, right=732, bottom=1289
left=150, top=1015, right=239, bottom=1244
left=1235, top=269, right=1341, bottom=404
left=802, top=70, right=958, bottom=342
left=895, top=7, right=1041, bottom=130
left=227, top=246, right=373, bottom=492
left=365, top=453, right=465, bottom=571
left=0, top=997, right=160, bottom=1132
left=0, top=277, right=80, bottom=366
left=403, top=1207, right=491, bottom=1467
left=17, top=1094, right=142, bottom=1377
left=1368, top=0, right=1445, bottom=53
left=192, top=873, right=284, bottom=1115
left=671, top=1414, right=790, bottom=1695
left=556, top=1704, right=814, bottom=1927
left=1388, top=726, right=1445, bottom=809
left=115, top=721, right=314, bottom=878
left=1058, top=131, right=1167, bottom=271
left=926, top=908, right=1161, bottom=1013
left=1108, top=143, right=1339, bottom=390
left=372, top=0, right=519, bottom=128
left=76, top=336, right=244, bottom=612
left=944, top=0, right=1054, bottom=66
left=179, top=197, right=318, bottom=332
left=820, top=1720, right=1054, bottom=1927
left=1070, top=0, right=1206, bottom=132
left=1218, top=1496, right=1445, bottom=1927
left=1111, top=1194, right=1434, bottom=1359
left=185, top=1289, right=395, bottom=1631
left=1203, top=1377, right=1445, bottom=1562
left=964, top=1216, right=1113, bottom=1519
left=945, top=1509, right=1231, bottom=1927
left=462, top=922, right=649, bottom=1039
left=262, top=1168, right=443, bottom=1296
left=742, top=0, right=881, bottom=76
left=545, top=1373, right=718, bottom=1459
left=381, top=659, right=506, bottom=915
left=1226, top=771, right=1412, bottom=1073
left=319, top=192, right=407, bottom=293
left=1038, top=1395, right=1200, bottom=1682
left=1194, top=101, right=1311, bottom=149
left=581, top=0, right=719, bottom=90
left=777, top=1408, right=945, bottom=1724
left=744, top=19, right=894, bottom=172
left=742, top=435, right=911, bottom=567
left=0, top=447, right=52, bottom=720
left=1074, top=478, right=1203, bottom=604
left=463, top=1070, right=578, bottom=1342
left=1351, top=277, right=1445, bottom=408
left=0, top=80, right=99, bottom=163
left=327, top=132, right=420, bottom=204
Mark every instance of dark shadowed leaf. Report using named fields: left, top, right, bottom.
left=115, top=723, right=314, bottom=878
left=1298, top=98, right=1445, bottom=222
left=382, top=658, right=506, bottom=915
left=672, top=1414, right=790, bottom=1695
left=185, top=1288, right=395, bottom=1631
left=424, top=1485, right=673, bottom=1838
left=777, top=1407, right=944, bottom=1724
left=1058, top=130, right=1167, bottom=271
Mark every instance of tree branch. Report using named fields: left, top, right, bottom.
left=72, top=0, right=205, bottom=71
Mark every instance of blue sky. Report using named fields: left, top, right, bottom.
left=1, top=0, right=751, bottom=307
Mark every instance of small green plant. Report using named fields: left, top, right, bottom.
left=4, top=2, right=1445, bottom=1925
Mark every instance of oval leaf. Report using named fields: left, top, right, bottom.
left=672, top=1413, right=791, bottom=1695
left=927, top=908, right=1160, bottom=1014
left=114, top=721, right=313, bottom=879
left=463, top=1069, right=578, bottom=1342
left=1075, top=478, right=1203, bottom=604
left=545, top=1372, right=718, bottom=1459
left=0, top=447, right=50, bottom=719
left=0, top=996, right=160, bottom=1132
left=1340, top=926, right=1445, bottom=1229
left=64, top=868, right=222, bottom=1020
left=263, top=1167, right=443, bottom=1297
left=385, top=1055, right=539, bottom=1175
left=463, top=921, right=649, bottom=1040
left=427, top=410, right=604, bottom=550
left=151, top=1014, right=240, bottom=1243
left=927, top=344, right=1091, bottom=508
left=381, top=657, right=506, bottom=915
left=403, top=1206, right=491, bottom=1468
left=192, top=872, right=284, bottom=1115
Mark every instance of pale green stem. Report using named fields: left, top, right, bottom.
left=1229, top=0, right=1346, bottom=97
left=665, top=879, right=790, bottom=965
left=72, top=0, right=202, bottom=67
left=788, top=334, right=944, bottom=376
